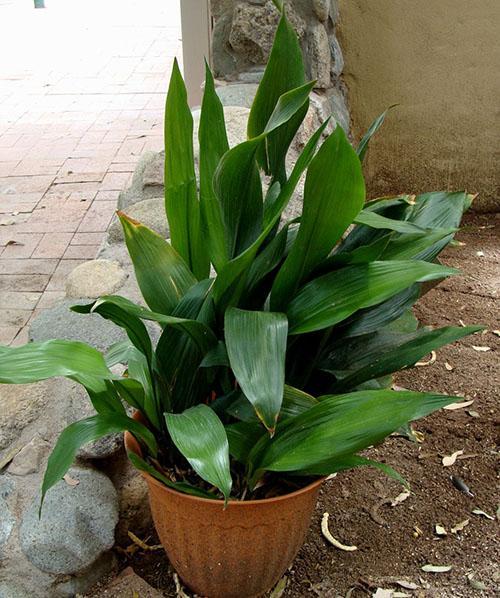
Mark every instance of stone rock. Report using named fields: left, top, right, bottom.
left=229, top=1, right=306, bottom=65
left=117, top=152, right=159, bottom=210
left=211, top=11, right=237, bottom=79
left=0, top=382, right=51, bottom=451
left=313, top=0, right=329, bottom=21
left=77, top=433, right=123, bottom=461
left=20, top=467, right=118, bottom=575
left=307, top=23, right=331, bottom=89
left=95, top=566, right=163, bottom=598
left=330, top=34, right=344, bottom=77
left=7, top=435, right=49, bottom=476
left=330, top=0, right=339, bottom=23
left=193, top=105, right=250, bottom=159
left=326, top=86, right=350, bottom=134
left=54, top=551, right=117, bottom=597
left=237, top=67, right=265, bottom=84
left=0, top=579, right=33, bottom=598
left=108, top=198, right=168, bottom=244
left=0, top=496, right=15, bottom=555
left=216, top=82, right=258, bottom=108
left=29, top=299, right=125, bottom=352
left=65, top=259, right=128, bottom=299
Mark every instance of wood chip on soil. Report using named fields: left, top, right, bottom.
left=391, top=491, right=410, bottom=506
left=434, top=524, right=447, bottom=536
left=472, top=345, right=491, bottom=352
left=472, top=508, right=495, bottom=520
left=443, top=399, right=474, bottom=410
left=451, top=519, right=469, bottom=534
left=321, top=512, right=357, bottom=551
left=415, top=351, right=436, bottom=366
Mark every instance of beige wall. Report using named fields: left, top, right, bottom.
left=338, top=0, right=500, bottom=211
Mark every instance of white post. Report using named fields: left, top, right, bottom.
left=180, top=0, right=212, bottom=107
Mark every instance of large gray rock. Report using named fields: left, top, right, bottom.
left=307, top=22, right=331, bottom=89
left=77, top=432, right=123, bottom=461
left=229, top=1, right=306, bottom=64
left=20, top=467, right=118, bottom=575
left=312, top=0, right=329, bottom=21
left=330, top=34, right=344, bottom=78
left=326, top=86, right=351, bottom=134
left=65, top=259, right=128, bottom=298
left=29, top=299, right=125, bottom=352
left=216, top=83, right=257, bottom=108
left=117, top=151, right=159, bottom=210
left=0, top=579, right=33, bottom=598
left=7, top=435, right=49, bottom=476
left=54, top=551, right=117, bottom=597
left=193, top=105, right=249, bottom=159
left=108, top=198, right=168, bottom=244
left=0, top=496, right=15, bottom=555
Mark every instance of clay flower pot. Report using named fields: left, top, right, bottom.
left=124, top=429, right=323, bottom=598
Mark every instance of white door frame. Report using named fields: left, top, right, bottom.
left=180, top=0, right=212, bottom=107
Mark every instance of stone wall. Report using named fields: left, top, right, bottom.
left=210, top=0, right=350, bottom=134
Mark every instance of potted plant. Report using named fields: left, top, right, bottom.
left=0, top=5, right=480, bottom=598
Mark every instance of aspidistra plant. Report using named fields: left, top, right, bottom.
left=0, top=5, right=480, bottom=506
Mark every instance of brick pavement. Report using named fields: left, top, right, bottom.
left=0, top=0, right=181, bottom=345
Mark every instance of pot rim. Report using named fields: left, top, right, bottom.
left=124, top=429, right=325, bottom=508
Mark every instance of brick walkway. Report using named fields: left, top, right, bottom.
left=0, top=0, right=181, bottom=345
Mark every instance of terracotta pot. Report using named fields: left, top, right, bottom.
left=124, top=427, right=323, bottom=598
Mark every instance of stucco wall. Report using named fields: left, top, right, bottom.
left=338, top=0, right=499, bottom=211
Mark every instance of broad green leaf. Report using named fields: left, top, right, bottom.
left=281, top=385, right=318, bottom=418
left=127, top=347, right=161, bottom=429
left=287, top=260, right=457, bottom=335
left=299, top=454, right=408, bottom=488
left=74, top=295, right=216, bottom=351
left=226, top=421, right=267, bottom=464
left=253, top=390, right=458, bottom=476
left=105, top=340, right=136, bottom=368
left=212, top=120, right=328, bottom=310
left=324, top=325, right=482, bottom=392
left=225, top=308, right=288, bottom=432
left=164, top=59, right=208, bottom=279
left=112, top=377, right=145, bottom=412
left=165, top=404, right=232, bottom=502
left=271, top=126, right=366, bottom=310
left=213, top=81, right=314, bottom=260
left=354, top=210, right=434, bottom=234
left=381, top=229, right=460, bottom=261
left=119, top=213, right=196, bottom=315
left=155, top=279, right=217, bottom=411
left=248, top=10, right=307, bottom=180
left=72, top=298, right=152, bottom=360
left=127, top=451, right=215, bottom=499
left=356, top=105, right=396, bottom=162
left=0, top=340, right=112, bottom=384
left=76, top=375, right=126, bottom=415
left=199, top=61, right=230, bottom=271
left=41, top=414, right=157, bottom=510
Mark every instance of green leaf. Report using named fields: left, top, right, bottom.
left=287, top=260, right=457, bottom=335
left=199, top=61, right=230, bottom=271
left=165, top=404, right=232, bottom=502
left=253, top=390, right=458, bottom=476
left=127, top=451, right=215, bottom=499
left=248, top=10, right=307, bottom=180
left=225, top=308, right=288, bottom=432
left=41, top=414, right=157, bottom=510
left=226, top=421, right=267, bottom=464
left=119, top=213, right=196, bottom=315
left=324, top=325, right=482, bottom=392
left=271, top=126, right=366, bottom=309
left=299, top=454, right=408, bottom=488
left=356, top=105, right=396, bottom=162
left=212, top=120, right=328, bottom=310
left=354, top=210, right=434, bottom=234
left=214, top=81, right=314, bottom=260
left=0, top=340, right=112, bottom=384
left=164, top=59, right=208, bottom=279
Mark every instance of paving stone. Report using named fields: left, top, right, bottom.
left=20, top=467, right=119, bottom=575
left=65, top=259, right=128, bottom=298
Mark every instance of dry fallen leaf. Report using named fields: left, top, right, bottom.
left=63, top=473, right=80, bottom=486
left=442, top=449, right=464, bottom=467
left=467, top=410, right=480, bottom=418
left=472, top=345, right=491, bottom=352
left=443, top=399, right=474, bottom=410
left=391, top=491, right=411, bottom=506
left=444, top=362, right=454, bottom=371
left=373, top=589, right=394, bottom=598
left=269, top=577, right=287, bottom=598
left=321, top=512, right=357, bottom=551
left=421, top=564, right=452, bottom=573
left=492, top=330, right=500, bottom=337
left=475, top=250, right=485, bottom=257
left=415, top=351, right=436, bottom=367
left=451, top=519, right=469, bottom=534
left=459, top=319, right=466, bottom=327
left=434, top=524, right=447, bottom=536
left=472, top=508, right=495, bottom=520
left=127, top=531, right=162, bottom=551
left=395, top=580, right=418, bottom=590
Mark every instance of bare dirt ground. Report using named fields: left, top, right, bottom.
left=89, top=212, right=499, bottom=597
